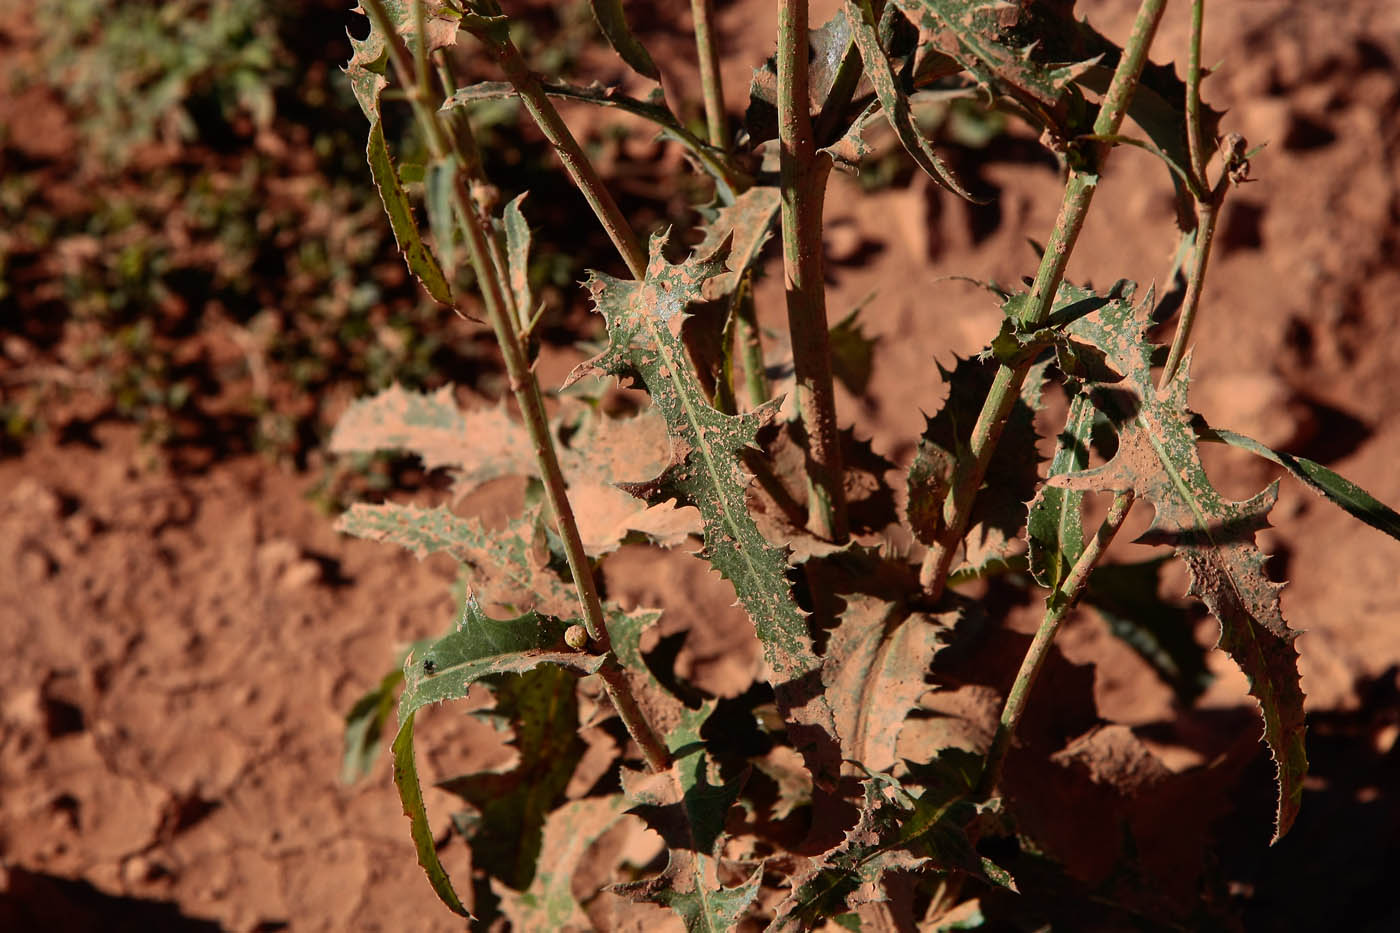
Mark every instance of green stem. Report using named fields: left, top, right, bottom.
left=1160, top=0, right=1221, bottom=388
left=1159, top=198, right=1218, bottom=386
left=689, top=0, right=728, bottom=149
left=920, top=0, right=1166, bottom=598
left=734, top=271, right=770, bottom=406
left=372, top=1, right=668, bottom=772
left=1184, top=0, right=1209, bottom=189
left=977, top=490, right=1135, bottom=797
left=475, top=28, right=648, bottom=279
left=778, top=0, right=848, bottom=543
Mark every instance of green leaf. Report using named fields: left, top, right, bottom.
left=586, top=0, right=660, bottom=80
left=568, top=232, right=839, bottom=777
left=772, top=763, right=1010, bottom=930
left=908, top=355, right=1046, bottom=552
left=1027, top=391, right=1092, bottom=591
left=1084, top=559, right=1212, bottom=704
left=346, top=0, right=462, bottom=121
left=390, top=596, right=605, bottom=915
left=366, top=121, right=453, bottom=305
left=392, top=712, right=471, bottom=917
left=845, top=0, right=979, bottom=200
left=893, top=0, right=1097, bottom=131
left=341, top=667, right=406, bottom=785
left=495, top=795, right=631, bottom=929
left=615, top=706, right=761, bottom=932
left=1057, top=291, right=1307, bottom=841
left=822, top=595, right=961, bottom=773
left=437, top=665, right=587, bottom=890
left=1194, top=419, right=1400, bottom=543
left=745, top=8, right=859, bottom=146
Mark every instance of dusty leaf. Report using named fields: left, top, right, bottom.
left=615, top=706, right=761, bottom=932
left=495, top=795, right=631, bottom=930
left=502, top=192, right=533, bottom=321
left=346, top=0, right=462, bottom=120
left=391, top=595, right=606, bottom=915
left=437, top=665, right=587, bottom=890
left=569, top=232, right=839, bottom=779
left=696, top=186, right=781, bottom=300
left=1055, top=290, right=1307, bottom=841
left=335, top=502, right=575, bottom=614
left=330, top=386, right=532, bottom=493
left=894, top=0, right=1097, bottom=132
left=845, top=0, right=979, bottom=199
left=822, top=595, right=961, bottom=773
left=745, top=8, right=858, bottom=146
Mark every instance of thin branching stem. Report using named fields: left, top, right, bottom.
left=372, top=0, right=668, bottom=771
left=690, top=0, right=728, bottom=149
left=471, top=27, right=648, bottom=279
left=978, top=490, right=1135, bottom=797
left=778, top=0, right=848, bottom=543
left=920, top=0, right=1167, bottom=598
left=1160, top=0, right=1221, bottom=387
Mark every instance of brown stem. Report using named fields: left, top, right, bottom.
left=481, top=31, right=648, bottom=279
left=370, top=0, right=668, bottom=771
left=778, top=0, right=848, bottom=543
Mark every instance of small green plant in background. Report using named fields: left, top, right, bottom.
left=337, top=0, right=1400, bottom=927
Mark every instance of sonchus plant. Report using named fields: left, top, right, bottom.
left=335, top=0, right=1400, bottom=927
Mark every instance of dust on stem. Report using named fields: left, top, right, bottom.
left=372, top=0, right=668, bottom=772
left=978, top=490, right=1136, bottom=798
left=463, top=9, right=647, bottom=279
left=778, top=0, right=848, bottom=543
left=921, top=0, right=1168, bottom=598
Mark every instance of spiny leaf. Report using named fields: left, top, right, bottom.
left=1027, top=390, right=1093, bottom=591
left=1084, top=559, right=1211, bottom=704
left=495, top=795, right=631, bottom=930
left=1194, top=419, right=1400, bottom=544
left=335, top=501, right=575, bottom=613
left=822, top=595, right=961, bottom=773
left=437, top=665, right=586, bottom=890
left=586, top=0, right=660, bottom=80
left=424, top=156, right=457, bottom=280
left=367, top=121, right=453, bottom=305
left=845, top=0, right=979, bottom=200
left=568, top=231, right=839, bottom=778
left=615, top=706, right=761, bottom=932
left=1055, top=291, right=1307, bottom=841
left=332, top=387, right=697, bottom=553
left=445, top=78, right=675, bottom=128
left=391, top=596, right=605, bottom=915
left=330, top=386, right=532, bottom=490
left=908, top=355, right=1047, bottom=551
left=346, top=0, right=462, bottom=121
left=771, top=763, right=1010, bottom=931
left=829, top=305, right=878, bottom=397
left=696, top=186, right=782, bottom=299
left=893, top=0, right=1097, bottom=132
